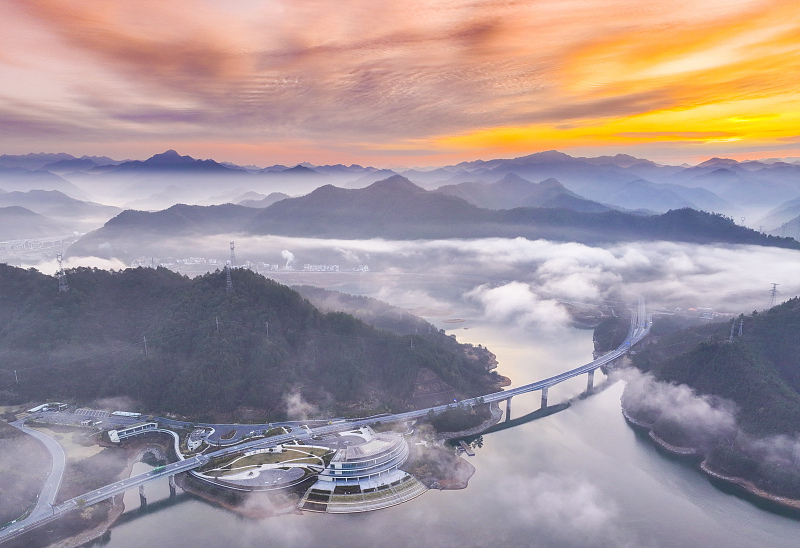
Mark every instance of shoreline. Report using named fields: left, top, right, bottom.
left=51, top=436, right=173, bottom=548
left=700, top=460, right=800, bottom=516
left=621, top=401, right=800, bottom=517
left=433, top=401, right=504, bottom=441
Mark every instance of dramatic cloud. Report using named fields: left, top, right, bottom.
left=1, top=0, right=799, bottom=163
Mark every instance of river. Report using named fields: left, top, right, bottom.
left=85, top=279, right=800, bottom=548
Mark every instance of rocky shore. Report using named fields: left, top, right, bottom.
left=622, top=401, right=800, bottom=516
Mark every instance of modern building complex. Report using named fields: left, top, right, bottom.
left=299, top=426, right=426, bottom=513
left=108, top=422, right=158, bottom=443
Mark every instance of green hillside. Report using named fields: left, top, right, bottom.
left=0, top=265, right=500, bottom=420
left=630, top=302, right=800, bottom=437
left=623, top=300, right=800, bottom=502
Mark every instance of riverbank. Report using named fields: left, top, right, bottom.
left=45, top=434, right=175, bottom=548
left=700, top=461, right=800, bottom=518
left=621, top=400, right=800, bottom=517
left=433, top=401, right=504, bottom=441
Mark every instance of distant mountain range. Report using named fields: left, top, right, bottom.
left=434, top=173, right=612, bottom=213
left=67, top=175, right=799, bottom=261
left=0, top=166, right=88, bottom=200
left=0, top=190, right=121, bottom=237
left=6, top=148, right=800, bottom=241
left=235, top=191, right=291, bottom=208
left=0, top=206, right=67, bottom=240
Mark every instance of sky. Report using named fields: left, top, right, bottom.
left=1, top=0, right=799, bottom=167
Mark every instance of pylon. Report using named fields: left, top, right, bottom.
left=769, top=283, right=779, bottom=308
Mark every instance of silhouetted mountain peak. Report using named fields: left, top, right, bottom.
left=283, top=165, right=320, bottom=175
left=516, top=150, right=575, bottom=164
left=495, top=172, right=533, bottom=185
left=537, top=177, right=566, bottom=189
left=697, top=157, right=738, bottom=168
left=365, top=175, right=425, bottom=193
left=143, top=149, right=196, bottom=166
left=707, top=168, right=737, bottom=177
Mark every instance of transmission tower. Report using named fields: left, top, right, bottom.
left=226, top=261, right=233, bottom=293
left=230, top=241, right=236, bottom=268
left=769, top=283, right=779, bottom=308
left=738, top=318, right=743, bottom=337
left=56, top=253, right=69, bottom=292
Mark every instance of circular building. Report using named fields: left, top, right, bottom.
left=300, top=426, right=426, bottom=513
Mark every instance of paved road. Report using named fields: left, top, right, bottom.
left=0, top=298, right=649, bottom=544
left=7, top=421, right=66, bottom=522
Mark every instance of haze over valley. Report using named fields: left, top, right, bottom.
left=4, top=0, right=800, bottom=546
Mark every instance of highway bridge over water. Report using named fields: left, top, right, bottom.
left=0, top=297, right=649, bottom=544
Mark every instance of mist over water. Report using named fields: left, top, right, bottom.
left=87, top=320, right=800, bottom=548
left=20, top=234, right=800, bottom=546
left=35, top=235, right=800, bottom=317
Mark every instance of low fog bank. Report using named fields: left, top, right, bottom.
left=35, top=235, right=800, bottom=330
left=619, top=369, right=800, bottom=475
left=619, top=369, right=738, bottom=451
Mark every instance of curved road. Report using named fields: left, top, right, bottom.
left=7, top=420, right=66, bottom=521
left=0, top=298, right=649, bottom=544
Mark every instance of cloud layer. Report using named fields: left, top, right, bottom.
left=57, top=234, right=800, bottom=335
left=2, top=0, right=800, bottom=164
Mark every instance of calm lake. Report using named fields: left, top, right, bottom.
left=87, top=277, right=800, bottom=548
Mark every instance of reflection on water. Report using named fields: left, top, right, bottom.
left=85, top=282, right=800, bottom=548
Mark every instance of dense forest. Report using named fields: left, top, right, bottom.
left=629, top=302, right=800, bottom=437
left=0, top=265, right=501, bottom=421
left=619, top=300, right=800, bottom=500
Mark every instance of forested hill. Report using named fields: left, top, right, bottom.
left=0, top=265, right=500, bottom=421
left=622, top=299, right=800, bottom=504
left=630, top=300, right=800, bottom=437
left=67, top=176, right=800, bottom=262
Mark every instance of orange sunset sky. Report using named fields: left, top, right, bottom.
left=1, top=0, right=799, bottom=167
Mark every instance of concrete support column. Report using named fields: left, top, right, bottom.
left=541, top=387, right=548, bottom=409
left=139, top=485, right=147, bottom=508
left=168, top=475, right=177, bottom=498
left=587, top=369, right=595, bottom=392
left=505, top=397, right=512, bottom=422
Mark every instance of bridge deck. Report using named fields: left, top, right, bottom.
left=0, top=298, right=649, bottom=544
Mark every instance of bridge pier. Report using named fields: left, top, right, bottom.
left=587, top=369, right=595, bottom=392
left=505, top=397, right=512, bottom=422
left=541, top=387, right=548, bottom=409
left=168, top=475, right=177, bottom=498
left=139, top=485, right=147, bottom=508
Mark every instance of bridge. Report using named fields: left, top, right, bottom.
left=0, top=297, right=649, bottom=544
